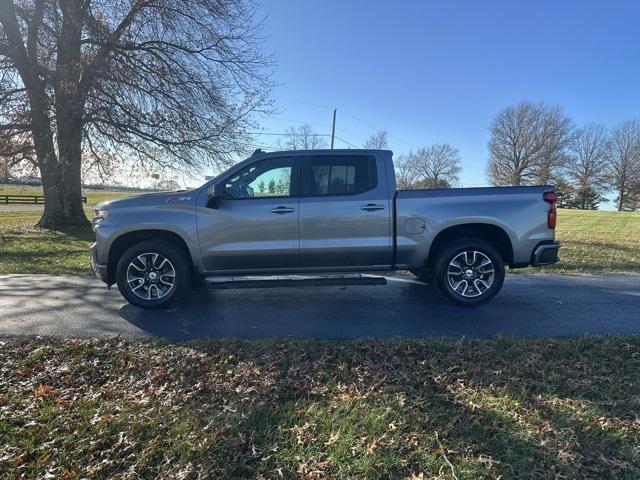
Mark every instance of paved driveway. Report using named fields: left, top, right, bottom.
left=0, top=273, right=639, bottom=340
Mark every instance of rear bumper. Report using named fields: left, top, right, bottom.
left=531, top=241, right=560, bottom=266
left=90, top=243, right=109, bottom=283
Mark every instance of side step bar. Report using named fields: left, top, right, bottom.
left=205, top=274, right=387, bottom=290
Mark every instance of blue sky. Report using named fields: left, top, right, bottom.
left=252, top=0, right=640, bottom=187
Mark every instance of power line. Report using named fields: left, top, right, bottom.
left=276, top=96, right=417, bottom=150
left=339, top=110, right=380, bottom=131
left=277, top=97, right=334, bottom=109
left=340, top=109, right=416, bottom=149
left=259, top=114, right=368, bottom=145
left=248, top=131, right=359, bottom=149
left=257, top=115, right=333, bottom=130
left=334, top=126, right=368, bottom=144
left=248, top=132, right=335, bottom=138
left=334, top=135, right=359, bottom=149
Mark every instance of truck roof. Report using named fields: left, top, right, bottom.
left=250, top=148, right=393, bottom=158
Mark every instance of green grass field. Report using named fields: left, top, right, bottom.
left=0, top=208, right=638, bottom=275
left=0, top=183, right=139, bottom=206
left=1, top=336, right=639, bottom=479
left=530, top=209, right=640, bottom=274
left=0, top=211, right=93, bottom=275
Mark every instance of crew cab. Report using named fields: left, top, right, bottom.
left=90, top=149, right=559, bottom=308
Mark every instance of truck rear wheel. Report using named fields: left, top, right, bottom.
left=432, top=237, right=504, bottom=306
left=116, top=239, right=191, bottom=309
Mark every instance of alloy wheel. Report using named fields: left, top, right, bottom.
left=447, top=250, right=495, bottom=298
left=126, top=252, right=176, bottom=300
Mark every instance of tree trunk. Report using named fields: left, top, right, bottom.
left=28, top=96, right=88, bottom=230
left=37, top=136, right=89, bottom=230
left=34, top=101, right=89, bottom=230
left=36, top=0, right=90, bottom=230
left=617, top=180, right=625, bottom=212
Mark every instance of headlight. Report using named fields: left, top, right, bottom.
left=92, top=209, right=109, bottom=222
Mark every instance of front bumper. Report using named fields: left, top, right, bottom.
left=531, top=241, right=560, bottom=266
left=90, top=243, right=109, bottom=283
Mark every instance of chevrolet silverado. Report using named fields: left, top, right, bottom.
left=90, top=149, right=559, bottom=308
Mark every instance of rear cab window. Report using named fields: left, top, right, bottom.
left=305, top=154, right=377, bottom=196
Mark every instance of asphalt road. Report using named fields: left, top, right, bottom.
left=0, top=273, right=639, bottom=340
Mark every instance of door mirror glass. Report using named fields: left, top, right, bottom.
left=206, top=183, right=225, bottom=208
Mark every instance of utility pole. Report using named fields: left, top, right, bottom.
left=330, top=108, right=337, bottom=149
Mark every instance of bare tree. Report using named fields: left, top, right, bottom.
left=487, top=101, right=573, bottom=186
left=363, top=129, right=388, bottom=150
left=623, top=180, right=640, bottom=211
left=394, top=154, right=418, bottom=189
left=279, top=125, right=327, bottom=150
left=0, top=0, right=273, bottom=228
left=567, top=123, right=609, bottom=209
left=156, top=179, right=181, bottom=191
left=552, top=177, right=575, bottom=208
left=606, top=119, right=640, bottom=211
left=409, top=143, right=461, bottom=188
left=0, top=136, right=32, bottom=178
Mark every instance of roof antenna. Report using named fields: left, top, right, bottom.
left=252, top=148, right=264, bottom=156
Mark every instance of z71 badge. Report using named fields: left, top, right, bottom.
left=165, top=196, right=191, bottom=204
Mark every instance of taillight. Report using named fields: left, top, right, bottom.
left=543, top=191, right=557, bottom=229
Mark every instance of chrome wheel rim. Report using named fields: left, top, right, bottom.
left=447, top=250, right=494, bottom=298
left=126, top=252, right=176, bottom=301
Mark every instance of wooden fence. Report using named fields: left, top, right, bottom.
left=1, top=195, right=87, bottom=205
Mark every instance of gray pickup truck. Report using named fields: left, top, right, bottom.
left=91, top=149, right=559, bottom=308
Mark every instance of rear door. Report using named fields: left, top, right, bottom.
left=298, top=153, right=392, bottom=268
left=198, top=155, right=301, bottom=272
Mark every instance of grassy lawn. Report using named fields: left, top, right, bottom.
left=1, top=336, right=639, bottom=479
left=0, top=208, right=638, bottom=276
left=0, top=183, right=138, bottom=206
left=0, top=211, right=94, bottom=275
left=532, top=209, right=640, bottom=274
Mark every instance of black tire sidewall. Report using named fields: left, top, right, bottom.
left=116, top=239, right=191, bottom=309
left=410, top=268, right=430, bottom=283
left=433, top=238, right=505, bottom=306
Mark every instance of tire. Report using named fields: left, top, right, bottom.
left=409, top=268, right=430, bottom=283
left=116, top=239, right=191, bottom=309
left=432, top=237, right=505, bottom=306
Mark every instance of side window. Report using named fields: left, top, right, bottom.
left=223, top=157, right=294, bottom=199
left=309, top=155, right=377, bottom=195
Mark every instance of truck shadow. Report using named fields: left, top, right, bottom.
left=117, top=280, right=529, bottom=341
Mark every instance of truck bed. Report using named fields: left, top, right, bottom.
left=394, top=185, right=555, bottom=268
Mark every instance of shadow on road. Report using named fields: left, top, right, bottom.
left=2, top=273, right=639, bottom=340
left=117, top=282, right=461, bottom=341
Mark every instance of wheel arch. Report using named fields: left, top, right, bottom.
left=107, top=229, right=195, bottom=285
left=426, top=223, right=514, bottom=268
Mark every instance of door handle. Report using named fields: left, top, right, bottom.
left=271, top=206, right=295, bottom=214
left=361, top=203, right=385, bottom=211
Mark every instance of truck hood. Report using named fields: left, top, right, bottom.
left=96, top=190, right=195, bottom=210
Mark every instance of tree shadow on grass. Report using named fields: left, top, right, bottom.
left=4, top=337, right=639, bottom=478
left=93, top=339, right=640, bottom=478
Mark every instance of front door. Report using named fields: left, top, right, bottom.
left=298, top=153, right=392, bottom=269
left=198, top=155, right=301, bottom=272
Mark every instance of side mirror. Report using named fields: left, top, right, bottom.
left=207, top=183, right=224, bottom=208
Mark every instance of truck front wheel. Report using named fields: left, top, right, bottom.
left=432, top=238, right=505, bottom=306
left=115, top=239, right=191, bottom=309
